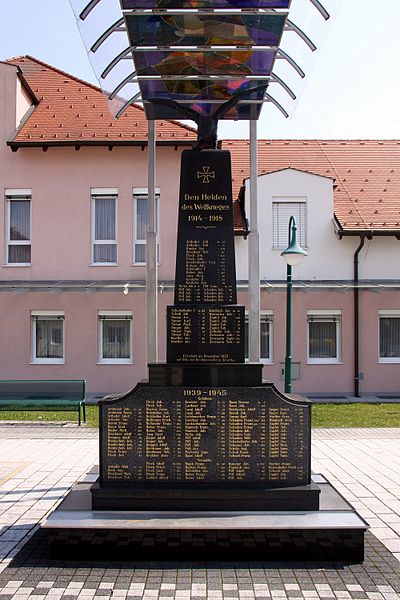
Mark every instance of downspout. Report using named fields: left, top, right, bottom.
left=354, top=235, right=366, bottom=398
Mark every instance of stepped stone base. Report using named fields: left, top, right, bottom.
left=42, top=473, right=368, bottom=563
left=91, top=481, right=321, bottom=511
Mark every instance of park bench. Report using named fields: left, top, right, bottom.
left=0, top=380, right=86, bottom=425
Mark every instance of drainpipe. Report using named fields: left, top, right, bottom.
left=353, top=235, right=366, bottom=398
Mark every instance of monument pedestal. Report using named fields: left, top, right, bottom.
left=91, top=481, right=320, bottom=511
left=43, top=473, right=368, bottom=562
left=41, top=148, right=367, bottom=562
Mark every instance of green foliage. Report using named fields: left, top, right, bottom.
left=0, top=405, right=99, bottom=427
left=0, top=404, right=399, bottom=429
left=312, top=403, right=400, bottom=428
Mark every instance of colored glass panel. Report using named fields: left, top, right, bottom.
left=133, top=49, right=275, bottom=76
left=120, top=0, right=287, bottom=120
left=140, top=79, right=267, bottom=119
left=121, top=0, right=290, bottom=8
left=125, top=13, right=286, bottom=47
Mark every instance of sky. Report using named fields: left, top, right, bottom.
left=0, top=0, right=399, bottom=140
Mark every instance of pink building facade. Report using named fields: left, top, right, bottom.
left=1, top=57, right=399, bottom=398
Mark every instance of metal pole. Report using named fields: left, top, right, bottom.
left=284, top=262, right=292, bottom=394
left=248, top=119, right=260, bottom=362
left=146, top=119, right=158, bottom=364
left=353, top=235, right=365, bottom=398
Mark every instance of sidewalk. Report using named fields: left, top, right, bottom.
left=0, top=424, right=398, bottom=600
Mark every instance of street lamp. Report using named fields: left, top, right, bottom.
left=281, top=216, right=308, bottom=394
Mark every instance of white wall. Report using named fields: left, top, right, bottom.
left=235, top=168, right=360, bottom=282
left=358, top=236, right=400, bottom=279
left=16, top=76, right=33, bottom=128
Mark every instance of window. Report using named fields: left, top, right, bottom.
left=133, top=189, right=160, bottom=264
left=379, top=311, right=400, bottom=362
left=31, top=311, right=64, bottom=364
left=244, top=312, right=273, bottom=362
left=99, top=311, right=132, bottom=364
left=5, top=189, right=31, bottom=265
left=91, top=189, right=117, bottom=264
left=272, top=198, right=307, bottom=249
left=307, top=311, right=341, bottom=364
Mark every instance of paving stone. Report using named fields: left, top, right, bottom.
left=0, top=427, right=400, bottom=599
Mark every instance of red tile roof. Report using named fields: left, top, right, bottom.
left=4, top=58, right=400, bottom=233
left=6, top=56, right=196, bottom=146
left=224, top=139, right=400, bottom=233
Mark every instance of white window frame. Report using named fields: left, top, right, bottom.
left=307, top=310, right=341, bottom=364
left=91, top=188, right=118, bottom=266
left=5, top=189, right=32, bottom=266
left=244, top=311, right=273, bottom=364
left=31, top=310, right=65, bottom=365
left=98, top=310, right=133, bottom=365
left=378, top=310, right=400, bottom=363
left=133, top=188, right=160, bottom=265
left=272, top=197, right=307, bottom=250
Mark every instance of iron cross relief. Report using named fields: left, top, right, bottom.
left=197, top=166, right=215, bottom=184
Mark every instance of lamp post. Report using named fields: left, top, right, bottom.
left=281, top=216, right=308, bottom=394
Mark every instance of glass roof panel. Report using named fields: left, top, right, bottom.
left=133, top=49, right=276, bottom=76
left=125, top=13, right=286, bottom=47
left=121, top=0, right=290, bottom=8
left=68, top=0, right=339, bottom=122
left=140, top=79, right=266, bottom=119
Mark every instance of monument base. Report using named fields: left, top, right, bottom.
left=42, top=473, right=368, bottom=563
left=46, top=528, right=365, bottom=563
left=91, top=481, right=320, bottom=511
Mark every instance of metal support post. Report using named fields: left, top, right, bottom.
left=146, top=119, right=158, bottom=364
left=281, top=215, right=307, bottom=394
left=284, top=263, right=292, bottom=394
left=248, top=119, right=260, bottom=362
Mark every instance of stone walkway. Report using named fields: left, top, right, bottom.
left=0, top=424, right=398, bottom=599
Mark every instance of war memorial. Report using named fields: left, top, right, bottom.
left=44, top=0, right=367, bottom=561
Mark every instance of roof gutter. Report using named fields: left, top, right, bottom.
left=237, top=180, right=250, bottom=238
left=7, top=139, right=195, bottom=151
left=353, top=235, right=366, bottom=398
left=334, top=215, right=400, bottom=239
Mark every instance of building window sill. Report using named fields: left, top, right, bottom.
left=307, top=360, right=342, bottom=365
left=90, top=263, right=118, bottom=267
left=30, top=360, right=65, bottom=365
left=245, top=358, right=273, bottom=364
left=4, top=263, right=32, bottom=267
left=97, top=360, right=133, bottom=365
left=379, top=358, right=400, bottom=364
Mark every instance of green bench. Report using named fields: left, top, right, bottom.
left=0, top=380, right=86, bottom=425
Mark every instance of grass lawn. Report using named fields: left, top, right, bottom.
left=0, top=403, right=399, bottom=429
left=312, top=403, right=400, bottom=428
left=0, top=405, right=99, bottom=427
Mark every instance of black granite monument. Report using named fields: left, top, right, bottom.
left=91, top=149, right=319, bottom=512
left=45, top=146, right=366, bottom=563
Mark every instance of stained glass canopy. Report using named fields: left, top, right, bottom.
left=125, top=13, right=287, bottom=48
left=120, top=0, right=291, bottom=7
left=69, top=0, right=338, bottom=122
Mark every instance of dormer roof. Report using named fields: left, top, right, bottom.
left=6, top=56, right=196, bottom=149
